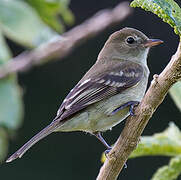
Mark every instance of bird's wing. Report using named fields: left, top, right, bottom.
left=55, top=61, right=144, bottom=121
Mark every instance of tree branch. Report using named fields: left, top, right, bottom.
left=0, top=2, right=132, bottom=79
left=96, top=41, right=181, bottom=180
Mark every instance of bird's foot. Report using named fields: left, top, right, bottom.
left=124, top=163, right=128, bottom=169
left=111, top=101, right=140, bottom=116
left=93, top=132, right=112, bottom=151
left=105, top=147, right=112, bottom=155
left=129, top=101, right=139, bottom=116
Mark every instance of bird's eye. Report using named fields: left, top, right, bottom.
left=126, top=37, right=135, bottom=44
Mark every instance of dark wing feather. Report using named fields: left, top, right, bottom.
left=55, top=61, right=144, bottom=121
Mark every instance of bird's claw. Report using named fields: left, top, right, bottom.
left=104, top=147, right=112, bottom=158
left=129, top=101, right=139, bottom=116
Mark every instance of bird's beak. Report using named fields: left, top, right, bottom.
left=143, top=39, right=163, bottom=47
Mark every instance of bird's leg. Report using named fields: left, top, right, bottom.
left=111, top=101, right=139, bottom=116
left=93, top=132, right=112, bottom=153
left=93, top=133, right=128, bottom=167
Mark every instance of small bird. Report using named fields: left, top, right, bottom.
left=6, top=27, right=163, bottom=163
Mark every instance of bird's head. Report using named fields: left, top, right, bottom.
left=98, top=27, right=163, bottom=64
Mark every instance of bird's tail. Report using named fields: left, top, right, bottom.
left=6, top=120, right=61, bottom=163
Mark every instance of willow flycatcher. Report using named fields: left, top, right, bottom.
left=6, top=27, right=163, bottom=163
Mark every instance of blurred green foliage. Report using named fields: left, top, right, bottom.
left=0, top=128, right=8, bottom=162
left=0, top=29, right=23, bottom=161
left=130, top=122, right=181, bottom=158
left=169, top=82, right=181, bottom=112
left=26, top=0, right=74, bottom=33
left=0, top=0, right=73, bottom=162
left=151, top=155, right=181, bottom=180
left=0, top=0, right=58, bottom=47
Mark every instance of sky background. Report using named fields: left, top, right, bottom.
left=1, top=0, right=181, bottom=179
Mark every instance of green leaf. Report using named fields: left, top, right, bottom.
left=151, top=155, right=181, bottom=180
left=58, top=0, right=74, bottom=25
left=0, top=128, right=8, bottom=162
left=0, top=76, right=23, bottom=129
left=26, top=0, right=64, bottom=33
left=130, top=0, right=181, bottom=36
left=26, top=0, right=74, bottom=33
left=0, top=0, right=58, bottom=47
left=169, top=81, right=181, bottom=111
left=0, top=30, right=23, bottom=129
left=130, top=122, right=181, bottom=158
left=0, top=29, right=11, bottom=64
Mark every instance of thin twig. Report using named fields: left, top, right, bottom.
left=0, top=2, right=132, bottom=79
left=96, top=41, right=181, bottom=180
